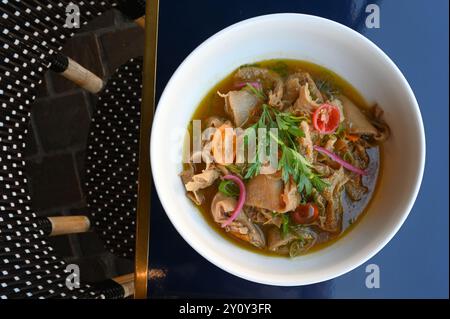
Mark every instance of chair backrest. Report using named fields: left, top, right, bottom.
left=0, top=0, right=130, bottom=299
left=84, top=57, right=143, bottom=259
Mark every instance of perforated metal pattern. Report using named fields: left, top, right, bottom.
left=0, top=0, right=125, bottom=299
left=84, top=57, right=142, bottom=260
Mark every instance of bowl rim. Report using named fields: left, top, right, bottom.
left=150, top=13, right=426, bottom=286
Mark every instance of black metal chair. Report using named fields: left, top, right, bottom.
left=32, top=57, right=143, bottom=260
left=84, top=57, right=142, bottom=259
left=0, top=0, right=145, bottom=299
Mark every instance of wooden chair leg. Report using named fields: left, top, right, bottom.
left=112, top=273, right=134, bottom=298
left=49, top=17, right=143, bottom=94
left=50, top=53, right=104, bottom=94
left=111, top=269, right=167, bottom=298
left=134, top=16, right=145, bottom=29
left=47, top=216, right=91, bottom=236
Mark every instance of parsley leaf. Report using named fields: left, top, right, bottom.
left=244, top=161, right=261, bottom=180
left=269, top=131, right=328, bottom=196
left=243, top=104, right=329, bottom=196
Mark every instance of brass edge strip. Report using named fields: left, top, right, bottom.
left=134, top=0, right=159, bottom=299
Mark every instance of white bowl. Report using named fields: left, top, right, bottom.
left=151, top=13, right=425, bottom=286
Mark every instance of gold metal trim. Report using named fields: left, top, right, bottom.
left=134, top=0, right=159, bottom=299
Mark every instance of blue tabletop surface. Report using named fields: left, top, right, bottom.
left=148, top=0, right=449, bottom=298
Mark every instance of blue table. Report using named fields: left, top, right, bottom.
left=149, top=0, right=449, bottom=298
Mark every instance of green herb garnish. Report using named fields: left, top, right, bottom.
left=226, top=164, right=244, bottom=176
left=239, top=63, right=260, bottom=69
left=270, top=132, right=328, bottom=195
left=244, top=161, right=262, bottom=180
left=269, top=61, right=289, bottom=77
left=244, top=82, right=266, bottom=100
left=334, top=122, right=345, bottom=138
left=243, top=104, right=328, bottom=195
left=244, top=105, right=303, bottom=179
left=281, top=214, right=290, bottom=238
left=243, top=105, right=274, bottom=179
left=275, top=112, right=305, bottom=140
left=315, top=78, right=340, bottom=99
left=343, top=151, right=354, bottom=165
left=218, top=180, right=240, bottom=198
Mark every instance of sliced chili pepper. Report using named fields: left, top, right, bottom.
left=313, top=103, right=340, bottom=134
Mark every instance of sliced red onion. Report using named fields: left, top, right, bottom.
left=314, top=145, right=368, bottom=176
left=235, top=81, right=263, bottom=91
left=221, top=174, right=246, bottom=228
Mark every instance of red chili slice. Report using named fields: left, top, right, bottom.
left=291, top=203, right=319, bottom=225
left=312, top=103, right=341, bottom=134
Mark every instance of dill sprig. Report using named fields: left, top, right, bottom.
left=270, top=132, right=328, bottom=195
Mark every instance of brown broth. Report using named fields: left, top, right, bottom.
left=185, top=59, right=383, bottom=257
